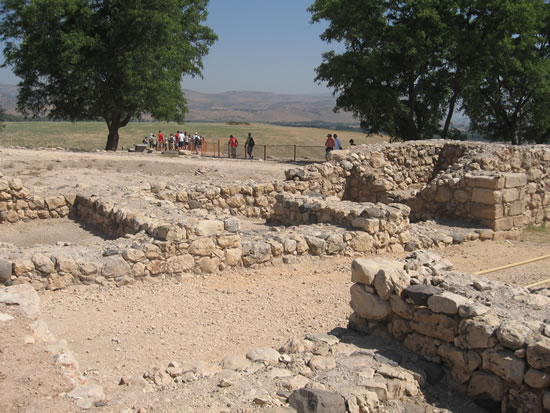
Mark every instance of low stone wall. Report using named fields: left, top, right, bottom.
left=348, top=252, right=550, bottom=412
left=269, top=194, right=410, bottom=251
left=0, top=175, right=72, bottom=223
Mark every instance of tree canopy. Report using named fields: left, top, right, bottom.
left=309, top=0, right=550, bottom=144
left=0, top=0, right=217, bottom=150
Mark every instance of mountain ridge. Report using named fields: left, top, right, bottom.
left=0, top=85, right=359, bottom=125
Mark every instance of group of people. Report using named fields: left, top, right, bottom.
left=228, top=132, right=255, bottom=159
left=324, top=133, right=356, bottom=160
left=143, top=131, right=205, bottom=152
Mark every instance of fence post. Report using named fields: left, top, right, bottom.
left=217, top=139, right=220, bottom=158
left=263, top=145, right=267, bottom=161
left=293, top=145, right=297, bottom=162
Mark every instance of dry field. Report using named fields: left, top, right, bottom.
left=0, top=146, right=549, bottom=412
left=0, top=121, right=383, bottom=154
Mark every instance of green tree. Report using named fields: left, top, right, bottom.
left=0, top=0, right=217, bottom=150
left=309, top=0, right=550, bottom=144
left=461, top=0, right=550, bottom=145
left=309, top=0, right=454, bottom=141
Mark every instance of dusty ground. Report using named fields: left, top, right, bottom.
left=1, top=147, right=550, bottom=412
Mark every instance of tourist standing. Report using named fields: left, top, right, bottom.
left=333, top=134, right=342, bottom=150
left=245, top=132, right=255, bottom=159
left=325, top=133, right=335, bottom=160
left=157, top=130, right=164, bottom=151
left=229, top=134, right=238, bottom=158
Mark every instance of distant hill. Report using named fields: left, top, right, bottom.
left=0, top=84, right=359, bottom=126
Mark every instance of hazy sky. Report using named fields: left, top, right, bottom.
left=0, top=0, right=338, bottom=96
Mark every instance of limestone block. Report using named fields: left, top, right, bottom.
left=458, top=303, right=489, bottom=319
left=122, top=248, right=145, bottom=263
left=0, top=259, right=12, bottom=284
left=0, top=179, right=8, bottom=191
left=427, top=292, right=470, bottom=315
left=458, top=315, right=500, bottom=349
left=467, top=371, right=505, bottom=402
left=13, top=259, right=34, bottom=276
left=198, top=257, right=219, bottom=274
left=31, top=253, right=55, bottom=274
left=481, top=348, right=525, bottom=385
left=351, top=217, right=379, bottom=233
left=350, top=284, right=392, bottom=321
left=101, top=257, right=131, bottom=279
left=503, top=173, right=528, bottom=188
left=390, top=317, right=412, bottom=341
left=325, top=233, right=345, bottom=254
left=289, top=388, right=346, bottom=413
left=508, top=201, right=525, bottom=216
left=502, top=188, right=520, bottom=203
left=496, top=320, right=533, bottom=350
left=283, top=238, right=297, bottom=254
left=222, top=248, right=240, bottom=267
left=304, top=235, right=326, bottom=256
left=410, top=309, right=458, bottom=342
left=373, top=264, right=410, bottom=300
left=505, top=388, right=543, bottom=413
left=467, top=174, right=504, bottom=189
left=146, top=260, right=166, bottom=276
left=390, top=294, right=414, bottom=320
left=132, top=262, right=146, bottom=278
left=217, top=234, right=241, bottom=249
left=527, top=338, right=550, bottom=369
left=48, top=274, right=74, bottom=290
left=166, top=254, right=194, bottom=273
left=472, top=188, right=502, bottom=205
left=44, top=196, right=67, bottom=210
left=143, top=243, right=161, bottom=259
left=349, top=232, right=374, bottom=252
left=246, top=347, right=280, bottom=364
left=79, top=263, right=97, bottom=275
left=241, top=241, right=271, bottom=265
left=294, top=236, right=308, bottom=254
left=351, top=258, right=381, bottom=286
left=8, top=178, right=23, bottom=191
left=525, top=368, right=550, bottom=389
left=438, top=343, right=481, bottom=372
left=153, top=224, right=184, bottom=241
left=195, top=219, right=224, bottom=237
left=189, top=238, right=216, bottom=256
left=483, top=217, right=513, bottom=231
left=55, top=257, right=78, bottom=274
left=403, top=333, right=440, bottom=361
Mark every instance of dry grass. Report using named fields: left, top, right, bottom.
left=0, top=121, right=387, bottom=152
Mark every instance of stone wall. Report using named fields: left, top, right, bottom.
left=269, top=194, right=410, bottom=251
left=348, top=252, right=550, bottom=412
left=0, top=174, right=72, bottom=223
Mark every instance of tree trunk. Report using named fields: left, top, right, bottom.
left=105, top=126, right=120, bottom=151
left=442, top=91, right=459, bottom=139
left=104, top=112, right=132, bottom=151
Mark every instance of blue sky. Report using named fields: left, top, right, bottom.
left=0, top=0, right=338, bottom=96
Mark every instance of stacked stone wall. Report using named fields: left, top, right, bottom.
left=0, top=175, right=72, bottom=223
left=349, top=252, right=550, bottom=412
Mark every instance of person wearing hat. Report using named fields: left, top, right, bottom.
left=324, top=133, right=335, bottom=160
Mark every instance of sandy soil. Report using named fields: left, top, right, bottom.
left=1, top=147, right=550, bottom=412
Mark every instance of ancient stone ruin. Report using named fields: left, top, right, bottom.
left=0, top=140, right=549, bottom=412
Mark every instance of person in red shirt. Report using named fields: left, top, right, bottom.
left=229, top=134, right=238, bottom=158
left=157, top=130, right=164, bottom=151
